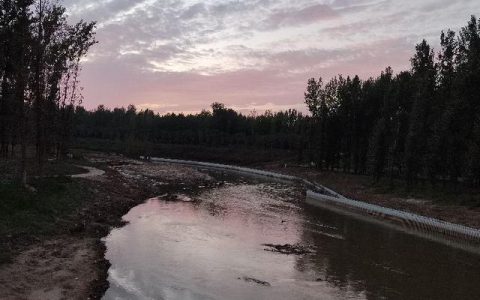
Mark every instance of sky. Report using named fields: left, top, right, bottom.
left=64, top=0, right=480, bottom=115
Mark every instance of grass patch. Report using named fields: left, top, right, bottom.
left=0, top=177, right=90, bottom=235
left=34, top=161, right=88, bottom=177
left=0, top=159, right=88, bottom=183
left=0, top=176, right=92, bottom=262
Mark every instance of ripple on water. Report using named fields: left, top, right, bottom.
left=103, top=180, right=480, bottom=300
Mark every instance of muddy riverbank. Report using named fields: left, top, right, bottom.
left=0, top=153, right=217, bottom=299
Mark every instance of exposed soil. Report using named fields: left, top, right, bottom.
left=0, top=152, right=215, bottom=300
left=0, top=238, right=104, bottom=300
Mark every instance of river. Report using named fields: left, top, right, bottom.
left=102, top=172, right=480, bottom=300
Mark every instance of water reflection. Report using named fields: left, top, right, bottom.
left=103, top=179, right=480, bottom=300
left=299, top=207, right=480, bottom=300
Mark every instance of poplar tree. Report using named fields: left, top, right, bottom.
left=0, top=0, right=96, bottom=185
left=404, top=40, right=437, bottom=185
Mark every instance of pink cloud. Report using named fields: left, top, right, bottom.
left=78, top=38, right=413, bottom=114
left=67, top=0, right=480, bottom=114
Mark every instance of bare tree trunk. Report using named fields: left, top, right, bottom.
left=34, top=0, right=45, bottom=171
left=20, top=142, right=27, bottom=186
left=0, top=75, right=9, bottom=159
left=16, top=68, right=27, bottom=186
left=14, top=8, right=29, bottom=186
left=10, top=141, right=15, bottom=158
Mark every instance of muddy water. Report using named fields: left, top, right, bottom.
left=103, top=176, right=480, bottom=300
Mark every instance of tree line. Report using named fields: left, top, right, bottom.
left=74, top=102, right=305, bottom=156
left=74, top=16, right=480, bottom=188
left=0, top=0, right=96, bottom=184
left=304, top=16, right=480, bottom=187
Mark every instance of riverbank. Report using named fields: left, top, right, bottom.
left=141, top=157, right=480, bottom=229
left=74, top=140, right=480, bottom=211
left=259, top=163, right=480, bottom=229
left=2, top=151, right=480, bottom=299
left=0, top=153, right=216, bottom=299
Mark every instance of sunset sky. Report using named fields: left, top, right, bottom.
left=64, top=0, right=480, bottom=114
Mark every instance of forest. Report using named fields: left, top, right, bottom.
left=1, top=9, right=480, bottom=189
left=0, top=0, right=96, bottom=184
left=72, top=16, right=480, bottom=188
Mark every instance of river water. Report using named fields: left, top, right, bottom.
left=102, top=174, right=480, bottom=300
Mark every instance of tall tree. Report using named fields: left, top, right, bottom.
left=457, top=16, right=480, bottom=185
left=366, top=67, right=394, bottom=181
left=0, top=0, right=96, bottom=184
left=13, top=0, right=34, bottom=185
left=404, top=40, right=437, bottom=185
left=429, top=30, right=458, bottom=184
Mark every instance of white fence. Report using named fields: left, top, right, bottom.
left=307, top=190, right=480, bottom=246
